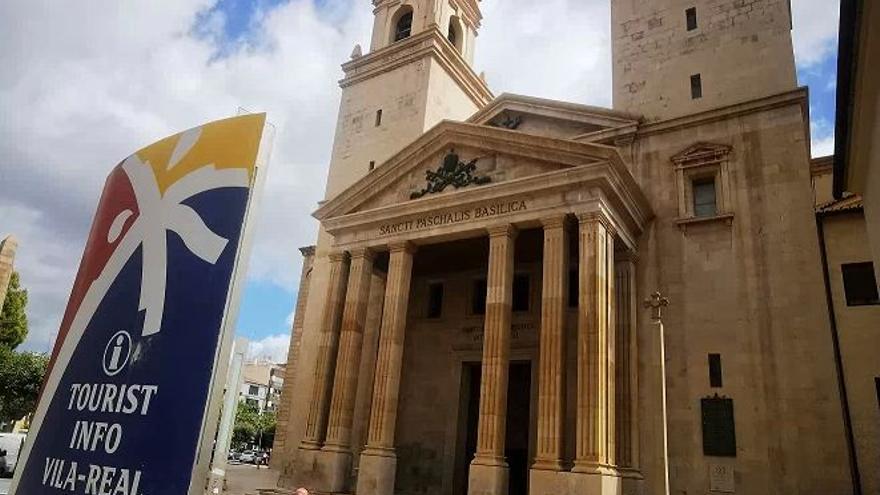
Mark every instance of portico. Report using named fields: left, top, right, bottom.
left=290, top=122, right=652, bottom=495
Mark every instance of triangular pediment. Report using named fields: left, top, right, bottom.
left=314, top=121, right=621, bottom=221
left=468, top=93, right=640, bottom=140
left=671, top=142, right=733, bottom=165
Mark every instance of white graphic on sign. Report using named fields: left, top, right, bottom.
left=102, top=331, right=132, bottom=376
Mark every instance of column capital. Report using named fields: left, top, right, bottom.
left=388, top=241, right=417, bottom=254
left=577, top=210, right=616, bottom=237
left=540, top=214, right=568, bottom=229
left=615, top=249, right=639, bottom=264
left=328, top=251, right=349, bottom=263
left=349, top=247, right=376, bottom=261
left=487, top=223, right=517, bottom=238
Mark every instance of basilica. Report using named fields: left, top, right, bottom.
left=269, top=1, right=880, bottom=494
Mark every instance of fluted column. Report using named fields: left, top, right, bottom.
left=273, top=246, right=315, bottom=465
left=533, top=215, right=567, bottom=471
left=362, top=242, right=416, bottom=454
left=301, top=251, right=350, bottom=450
left=324, top=248, right=375, bottom=451
left=615, top=253, right=639, bottom=470
left=357, top=243, right=416, bottom=495
left=574, top=212, right=616, bottom=472
left=472, top=224, right=517, bottom=467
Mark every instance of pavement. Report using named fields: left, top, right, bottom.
left=223, top=463, right=280, bottom=495
left=0, top=478, right=9, bottom=495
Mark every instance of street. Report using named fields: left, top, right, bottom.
left=223, top=463, right=279, bottom=495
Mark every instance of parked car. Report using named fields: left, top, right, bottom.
left=239, top=450, right=256, bottom=463
left=227, top=450, right=240, bottom=462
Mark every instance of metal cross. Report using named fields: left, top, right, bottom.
left=644, top=291, right=669, bottom=322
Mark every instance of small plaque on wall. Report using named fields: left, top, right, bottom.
left=709, top=463, right=735, bottom=492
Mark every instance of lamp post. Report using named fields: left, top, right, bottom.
left=644, top=291, right=670, bottom=495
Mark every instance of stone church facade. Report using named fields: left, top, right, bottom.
left=271, top=1, right=879, bottom=494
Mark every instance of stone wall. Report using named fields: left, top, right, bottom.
left=611, top=0, right=797, bottom=120
left=630, top=94, right=852, bottom=494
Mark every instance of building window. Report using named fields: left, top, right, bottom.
left=249, top=385, right=259, bottom=396
left=841, top=262, right=880, bottom=306
left=427, top=282, right=444, bottom=318
left=708, top=353, right=723, bottom=388
left=693, top=178, right=717, bottom=217
left=686, top=7, right=698, bottom=31
left=375, top=109, right=383, bottom=127
left=701, top=396, right=736, bottom=457
left=369, top=160, right=376, bottom=171
left=512, top=274, right=530, bottom=312
left=472, top=278, right=487, bottom=315
left=447, top=16, right=463, bottom=52
left=690, top=73, right=703, bottom=99
left=568, top=268, right=578, bottom=308
left=394, top=10, right=413, bottom=42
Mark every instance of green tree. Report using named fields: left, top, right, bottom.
left=0, top=347, right=48, bottom=424
left=231, top=401, right=277, bottom=450
left=0, top=271, right=28, bottom=349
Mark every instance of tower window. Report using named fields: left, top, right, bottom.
left=690, top=73, right=703, bottom=99
left=375, top=109, right=382, bottom=127
left=472, top=278, right=487, bottom=315
left=841, top=262, right=880, bottom=306
left=427, top=282, right=444, bottom=318
left=447, top=16, right=463, bottom=52
left=369, top=160, right=375, bottom=171
left=686, top=7, right=698, bottom=31
left=394, top=10, right=413, bottom=42
left=692, top=178, right=717, bottom=217
left=512, top=274, right=530, bottom=312
left=708, top=354, right=723, bottom=388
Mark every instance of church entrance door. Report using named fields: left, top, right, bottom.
left=454, top=361, right=532, bottom=495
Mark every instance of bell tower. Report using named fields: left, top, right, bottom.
left=323, top=0, right=492, bottom=200
left=611, top=0, right=798, bottom=121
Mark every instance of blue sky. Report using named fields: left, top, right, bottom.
left=226, top=0, right=842, bottom=355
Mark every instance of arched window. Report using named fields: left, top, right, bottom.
left=393, top=8, right=413, bottom=42
left=447, top=16, right=463, bottom=52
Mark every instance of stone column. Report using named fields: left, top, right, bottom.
left=273, top=246, right=315, bottom=467
left=357, top=242, right=416, bottom=495
left=615, top=253, right=639, bottom=471
left=300, top=251, right=350, bottom=450
left=469, top=224, right=516, bottom=495
left=573, top=213, right=616, bottom=473
left=532, top=216, right=567, bottom=471
left=318, top=248, right=375, bottom=490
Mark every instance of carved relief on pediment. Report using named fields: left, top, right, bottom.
left=350, top=145, right=575, bottom=214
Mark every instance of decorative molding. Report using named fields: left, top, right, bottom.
left=487, top=224, right=517, bottom=238
left=388, top=241, right=417, bottom=254
left=675, top=213, right=735, bottom=233
left=540, top=215, right=568, bottom=229
left=299, top=245, right=316, bottom=257
left=328, top=251, right=350, bottom=263
left=410, top=150, right=491, bottom=199
left=488, top=112, right=522, bottom=130
left=671, top=142, right=732, bottom=169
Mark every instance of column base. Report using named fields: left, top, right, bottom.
left=531, top=457, right=565, bottom=471
left=529, top=466, right=632, bottom=495
left=356, top=448, right=397, bottom=495
left=468, top=458, right=509, bottom=495
left=292, top=446, right=352, bottom=493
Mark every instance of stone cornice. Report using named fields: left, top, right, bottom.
left=340, top=28, right=492, bottom=108
left=320, top=154, right=653, bottom=251
left=637, top=88, right=809, bottom=138
left=314, top=121, right=649, bottom=223
left=469, top=93, right=640, bottom=129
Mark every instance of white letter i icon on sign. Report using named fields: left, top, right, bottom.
left=109, top=335, right=124, bottom=371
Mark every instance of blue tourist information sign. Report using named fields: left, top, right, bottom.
left=11, top=114, right=271, bottom=495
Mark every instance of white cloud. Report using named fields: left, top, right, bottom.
left=791, top=0, right=840, bottom=68
left=245, top=333, right=290, bottom=364
left=812, top=135, right=835, bottom=157
left=0, top=0, right=838, bottom=352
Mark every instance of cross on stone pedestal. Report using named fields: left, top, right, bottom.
left=644, top=291, right=669, bottom=322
